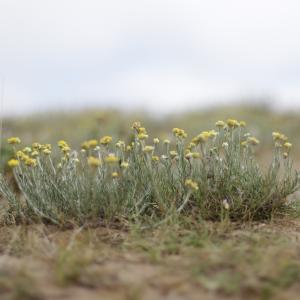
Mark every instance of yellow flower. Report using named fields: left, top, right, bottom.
left=42, top=144, right=52, bottom=151
left=58, top=142, right=70, bottom=153
left=172, top=128, right=187, bottom=138
left=241, top=141, right=248, bottom=148
left=121, top=161, right=129, bottom=168
left=138, top=127, right=147, bottom=134
left=192, top=152, right=201, bottom=159
left=81, top=141, right=90, bottom=150
left=247, top=137, right=260, bottom=146
left=239, top=121, right=246, bottom=127
left=284, top=142, right=292, bottom=149
left=87, top=156, right=101, bottom=167
left=187, top=142, right=196, bottom=150
left=192, top=131, right=212, bottom=144
left=283, top=152, right=289, bottom=159
left=170, top=150, right=178, bottom=158
left=86, top=139, right=98, bottom=148
left=16, top=151, right=25, bottom=159
left=272, top=132, right=280, bottom=139
left=185, top=179, right=199, bottom=191
left=143, top=146, right=154, bottom=153
left=25, top=158, right=37, bottom=167
left=153, top=138, right=160, bottom=144
left=58, top=140, right=68, bottom=149
left=215, top=120, right=225, bottom=128
left=208, top=130, right=218, bottom=137
left=7, top=137, right=21, bottom=144
left=152, top=155, right=160, bottom=162
left=227, top=119, right=240, bottom=128
left=22, top=147, right=32, bottom=154
left=138, top=133, right=149, bottom=140
left=126, top=145, right=132, bottom=151
left=116, top=140, right=125, bottom=148
left=111, top=172, right=119, bottom=178
left=43, top=149, right=51, bottom=155
left=131, top=121, right=141, bottom=130
left=31, top=151, right=39, bottom=157
left=105, top=153, right=119, bottom=164
left=100, top=136, right=112, bottom=145
left=163, top=139, right=170, bottom=144
left=32, top=142, right=42, bottom=151
left=272, top=132, right=288, bottom=142
left=62, top=146, right=71, bottom=154
left=199, top=131, right=210, bottom=141
left=8, top=159, right=19, bottom=168
left=185, top=151, right=192, bottom=159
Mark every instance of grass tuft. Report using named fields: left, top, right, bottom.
left=1, top=119, right=299, bottom=225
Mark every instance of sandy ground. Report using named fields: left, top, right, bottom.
left=0, top=220, right=300, bottom=300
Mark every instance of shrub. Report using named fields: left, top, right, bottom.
left=0, top=119, right=299, bottom=225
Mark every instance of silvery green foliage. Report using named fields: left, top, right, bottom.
left=1, top=122, right=299, bottom=224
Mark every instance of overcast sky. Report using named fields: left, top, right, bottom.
left=1, top=0, right=300, bottom=115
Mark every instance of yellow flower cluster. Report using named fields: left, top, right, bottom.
left=105, top=153, right=119, bottom=164
left=87, top=156, right=101, bottom=167
left=6, top=119, right=294, bottom=174
left=120, top=161, right=129, bottom=168
left=131, top=121, right=141, bottom=130
left=43, top=149, right=51, bottom=155
left=185, top=151, right=201, bottom=159
left=111, top=172, right=119, bottom=178
left=152, top=155, right=160, bottom=162
left=272, top=132, right=292, bottom=158
left=272, top=132, right=288, bottom=142
left=25, top=158, right=37, bottom=167
left=284, top=142, right=292, bottom=149
left=185, top=179, right=199, bottom=191
left=100, top=136, right=112, bottom=145
left=215, top=119, right=246, bottom=129
left=191, top=130, right=218, bottom=144
left=170, top=150, right=178, bottom=158
left=227, top=119, right=240, bottom=128
left=7, top=159, right=19, bottom=168
left=143, top=146, right=154, bottom=153
left=247, top=137, right=260, bottom=146
left=82, top=139, right=98, bottom=149
left=116, top=140, right=125, bottom=149
left=172, top=128, right=187, bottom=138
left=131, top=122, right=149, bottom=140
left=215, top=120, right=225, bottom=128
left=137, top=127, right=149, bottom=140
left=58, top=140, right=71, bottom=155
left=11, top=142, right=53, bottom=160
left=7, top=137, right=21, bottom=144
left=9, top=154, right=37, bottom=167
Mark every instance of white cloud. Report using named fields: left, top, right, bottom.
left=1, top=0, right=300, bottom=114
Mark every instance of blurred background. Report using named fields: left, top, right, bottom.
left=1, top=0, right=300, bottom=169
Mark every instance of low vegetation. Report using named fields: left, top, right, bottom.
left=0, top=109, right=300, bottom=300
left=1, top=119, right=299, bottom=225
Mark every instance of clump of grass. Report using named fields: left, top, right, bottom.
left=0, top=119, right=299, bottom=225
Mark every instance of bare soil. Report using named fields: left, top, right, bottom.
left=0, top=220, right=300, bottom=300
